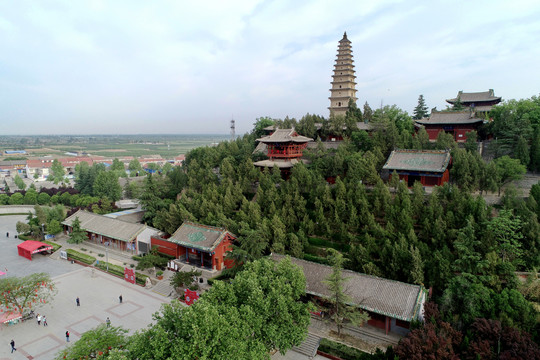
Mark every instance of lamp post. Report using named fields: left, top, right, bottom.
left=41, top=224, right=45, bottom=241
left=106, top=247, right=109, bottom=271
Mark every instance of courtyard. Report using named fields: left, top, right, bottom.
left=0, top=215, right=170, bottom=360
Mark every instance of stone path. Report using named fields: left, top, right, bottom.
left=0, top=267, right=170, bottom=360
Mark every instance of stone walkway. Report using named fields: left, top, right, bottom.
left=0, top=267, right=170, bottom=360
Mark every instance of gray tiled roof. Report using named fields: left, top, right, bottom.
left=415, top=111, right=483, bottom=125
left=168, top=221, right=235, bottom=252
left=256, top=129, right=312, bottom=143
left=446, top=89, right=501, bottom=103
left=270, top=254, right=426, bottom=321
left=383, top=149, right=451, bottom=173
left=62, top=210, right=146, bottom=242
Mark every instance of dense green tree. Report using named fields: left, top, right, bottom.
left=14, top=174, right=25, bottom=190
left=111, top=158, right=125, bottom=171
left=494, top=155, right=527, bottom=195
left=128, top=158, right=143, bottom=175
left=129, top=257, right=310, bottom=359
left=323, top=249, right=369, bottom=335
left=47, top=159, right=65, bottom=184
left=451, top=95, right=464, bottom=111
left=363, top=101, right=373, bottom=123
left=93, top=171, right=122, bottom=202
left=55, top=325, right=129, bottom=360
left=68, top=217, right=87, bottom=244
left=170, top=268, right=202, bottom=289
left=412, top=94, right=429, bottom=120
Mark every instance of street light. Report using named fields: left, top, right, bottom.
left=41, top=224, right=45, bottom=241
left=106, top=247, right=109, bottom=271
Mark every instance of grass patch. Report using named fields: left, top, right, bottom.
left=66, top=249, right=96, bottom=265
left=18, top=234, right=32, bottom=240
left=207, top=272, right=232, bottom=286
left=0, top=213, right=31, bottom=216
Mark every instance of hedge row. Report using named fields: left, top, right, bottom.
left=207, top=272, right=232, bottom=286
left=303, top=253, right=329, bottom=265
left=95, top=261, right=148, bottom=285
left=318, top=339, right=368, bottom=360
left=308, top=237, right=350, bottom=252
left=43, top=240, right=62, bottom=252
left=66, top=249, right=96, bottom=265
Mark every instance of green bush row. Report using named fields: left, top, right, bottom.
left=66, top=249, right=96, bottom=265
left=303, top=253, right=330, bottom=265
left=318, top=338, right=369, bottom=360
left=308, top=237, right=350, bottom=252
left=43, top=240, right=62, bottom=252
left=95, top=261, right=148, bottom=285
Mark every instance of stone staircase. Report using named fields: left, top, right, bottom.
left=291, top=333, right=321, bottom=358
left=151, top=270, right=175, bottom=297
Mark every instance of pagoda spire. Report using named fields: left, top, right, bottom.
left=328, top=32, right=357, bottom=117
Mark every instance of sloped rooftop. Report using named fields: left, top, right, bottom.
left=62, top=210, right=146, bottom=242
left=168, top=221, right=235, bottom=252
left=415, top=111, right=483, bottom=125
left=256, top=128, right=312, bottom=143
left=383, top=149, right=451, bottom=173
left=446, top=89, right=501, bottom=104
left=270, top=254, right=426, bottom=321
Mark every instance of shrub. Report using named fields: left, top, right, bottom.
left=95, top=261, right=148, bottom=285
left=43, top=240, right=61, bottom=252
left=303, top=253, right=329, bottom=265
left=135, top=254, right=169, bottom=270
left=66, top=249, right=96, bottom=265
left=318, top=338, right=386, bottom=360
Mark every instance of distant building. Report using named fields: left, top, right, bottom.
left=446, top=89, right=501, bottom=113
left=62, top=210, right=161, bottom=254
left=383, top=149, right=451, bottom=187
left=151, top=221, right=235, bottom=271
left=415, top=111, right=484, bottom=142
left=253, top=128, right=312, bottom=177
left=4, top=150, right=27, bottom=155
left=328, top=32, right=358, bottom=117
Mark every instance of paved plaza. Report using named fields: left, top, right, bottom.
left=0, top=215, right=171, bottom=360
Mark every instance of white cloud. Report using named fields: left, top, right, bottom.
left=0, top=0, right=539, bottom=134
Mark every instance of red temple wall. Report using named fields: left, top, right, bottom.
left=151, top=237, right=179, bottom=258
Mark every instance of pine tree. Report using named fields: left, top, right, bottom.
left=363, top=101, right=373, bottom=123
left=68, top=217, right=87, bottom=244
left=452, top=95, right=464, bottom=111
left=413, top=95, right=429, bottom=120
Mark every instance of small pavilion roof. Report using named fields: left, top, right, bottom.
left=62, top=210, right=146, bottom=242
left=446, top=89, right=501, bottom=104
left=383, top=149, right=451, bottom=173
left=168, top=221, right=236, bottom=252
left=415, top=111, right=483, bottom=125
left=17, top=240, right=52, bottom=253
left=270, top=254, right=426, bottom=322
left=256, top=128, right=312, bottom=143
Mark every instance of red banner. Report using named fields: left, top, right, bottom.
left=124, top=268, right=135, bottom=284
left=184, top=289, right=199, bottom=306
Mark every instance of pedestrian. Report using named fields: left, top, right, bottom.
left=65, top=331, right=70, bottom=342
left=119, top=294, right=122, bottom=304
left=6, top=232, right=9, bottom=238
left=43, top=315, right=47, bottom=326
left=106, top=317, right=111, bottom=328
left=37, top=314, right=41, bottom=325
left=76, top=297, right=80, bottom=306
left=10, top=339, right=16, bottom=353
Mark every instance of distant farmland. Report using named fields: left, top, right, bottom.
left=1, top=134, right=232, bottom=158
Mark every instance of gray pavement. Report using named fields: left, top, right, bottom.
left=0, top=215, right=77, bottom=279
left=0, top=215, right=171, bottom=360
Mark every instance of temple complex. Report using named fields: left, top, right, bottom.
left=446, top=89, right=502, bottom=114
left=414, top=111, right=484, bottom=142
left=253, top=128, right=312, bottom=177
left=328, top=32, right=358, bottom=117
left=383, top=149, right=451, bottom=187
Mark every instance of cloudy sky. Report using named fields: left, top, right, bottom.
left=1, top=0, right=539, bottom=135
